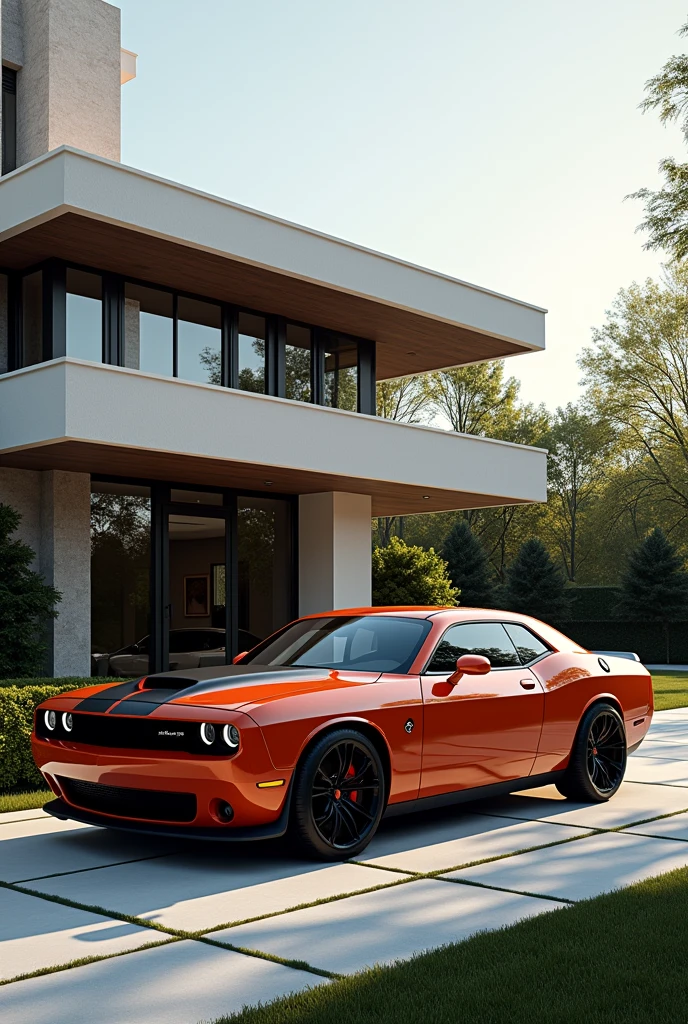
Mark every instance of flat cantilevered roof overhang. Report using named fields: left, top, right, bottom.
left=0, top=148, right=546, bottom=380
left=0, top=361, right=547, bottom=516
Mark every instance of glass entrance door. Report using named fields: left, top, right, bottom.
left=166, top=509, right=229, bottom=673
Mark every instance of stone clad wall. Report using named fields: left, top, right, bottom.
left=1, top=0, right=121, bottom=171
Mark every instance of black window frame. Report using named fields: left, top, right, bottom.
left=422, top=619, right=551, bottom=674
left=4, top=258, right=377, bottom=413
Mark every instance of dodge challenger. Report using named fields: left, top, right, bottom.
left=32, top=607, right=653, bottom=860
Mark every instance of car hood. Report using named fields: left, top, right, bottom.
left=67, top=665, right=382, bottom=716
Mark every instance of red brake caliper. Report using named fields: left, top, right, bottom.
left=346, top=763, right=357, bottom=802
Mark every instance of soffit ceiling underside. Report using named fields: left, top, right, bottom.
left=0, top=440, right=536, bottom=517
left=0, top=213, right=526, bottom=380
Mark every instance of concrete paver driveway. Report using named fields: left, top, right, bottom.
left=2, top=707, right=688, bottom=1024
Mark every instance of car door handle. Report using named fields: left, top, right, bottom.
left=520, top=679, right=536, bottom=690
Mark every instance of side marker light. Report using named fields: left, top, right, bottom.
left=256, top=780, right=285, bottom=789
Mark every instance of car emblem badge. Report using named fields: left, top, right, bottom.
left=404, top=719, right=415, bottom=734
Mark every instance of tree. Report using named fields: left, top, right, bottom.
left=630, top=19, right=688, bottom=261
left=545, top=404, right=616, bottom=581
left=441, top=520, right=495, bottom=607
left=426, top=361, right=519, bottom=437
left=374, top=376, right=433, bottom=546
left=579, top=267, right=688, bottom=518
left=615, top=527, right=688, bottom=663
left=502, top=538, right=571, bottom=623
left=0, top=504, right=61, bottom=678
left=372, top=537, right=459, bottom=607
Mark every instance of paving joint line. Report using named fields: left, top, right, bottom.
left=0, top=938, right=178, bottom=988
left=0, top=878, right=340, bottom=986
left=10, top=852, right=176, bottom=885
left=437, top=875, right=575, bottom=904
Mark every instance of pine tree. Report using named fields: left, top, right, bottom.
left=615, top=527, right=688, bottom=664
left=0, top=504, right=61, bottom=678
left=503, top=538, right=571, bottom=622
left=372, top=537, right=459, bottom=607
left=442, top=520, right=495, bottom=607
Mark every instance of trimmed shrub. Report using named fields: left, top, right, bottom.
left=372, top=537, right=459, bottom=607
left=0, top=678, right=119, bottom=791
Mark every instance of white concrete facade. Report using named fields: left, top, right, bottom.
left=0, top=360, right=548, bottom=511
left=299, top=493, right=373, bottom=615
left=0, top=148, right=546, bottom=359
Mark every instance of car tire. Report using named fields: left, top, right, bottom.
left=290, top=728, right=386, bottom=861
left=555, top=702, right=627, bottom=802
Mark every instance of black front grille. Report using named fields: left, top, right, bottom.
left=59, top=777, right=197, bottom=823
left=36, top=712, right=236, bottom=757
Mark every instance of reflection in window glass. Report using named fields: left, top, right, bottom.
left=285, top=324, right=311, bottom=402
left=90, top=481, right=151, bottom=673
left=237, top=312, right=266, bottom=394
left=66, top=269, right=102, bottom=362
left=124, top=283, right=173, bottom=376
left=177, top=296, right=222, bottom=385
left=22, top=271, right=43, bottom=367
left=238, top=496, right=292, bottom=642
left=427, top=622, right=520, bottom=672
left=503, top=623, right=550, bottom=665
left=170, top=489, right=223, bottom=505
left=324, top=335, right=357, bottom=411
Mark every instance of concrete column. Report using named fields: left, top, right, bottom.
left=39, top=470, right=91, bottom=676
left=124, top=296, right=140, bottom=369
left=298, top=492, right=372, bottom=615
left=11, top=0, right=122, bottom=167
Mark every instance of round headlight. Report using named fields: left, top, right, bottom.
left=62, top=712, right=73, bottom=733
left=200, top=722, right=216, bottom=746
left=44, top=710, right=57, bottom=731
left=223, top=724, right=240, bottom=749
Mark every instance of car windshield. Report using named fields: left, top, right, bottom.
left=242, top=615, right=432, bottom=674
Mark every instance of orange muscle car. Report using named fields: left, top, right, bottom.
left=32, top=607, right=653, bottom=860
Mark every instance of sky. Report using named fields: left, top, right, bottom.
left=115, top=0, right=687, bottom=411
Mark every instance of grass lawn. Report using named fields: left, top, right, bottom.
left=0, top=790, right=51, bottom=814
left=214, top=866, right=688, bottom=1024
left=652, top=671, right=688, bottom=711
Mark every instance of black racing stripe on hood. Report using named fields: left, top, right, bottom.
left=74, top=679, right=143, bottom=713
left=105, top=667, right=335, bottom=716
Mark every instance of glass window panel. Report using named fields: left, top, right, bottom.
left=124, top=282, right=173, bottom=376
left=323, top=334, right=358, bottom=411
left=177, top=296, right=222, bottom=385
left=237, top=312, right=266, bottom=394
left=66, top=269, right=102, bottom=362
left=22, top=271, right=43, bottom=367
left=170, top=489, right=223, bottom=506
left=426, top=622, right=520, bottom=672
left=90, top=482, right=151, bottom=676
left=238, top=496, right=292, bottom=643
left=503, top=623, right=551, bottom=665
left=285, top=324, right=311, bottom=402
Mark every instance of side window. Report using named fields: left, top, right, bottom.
left=503, top=623, right=551, bottom=666
left=426, top=622, right=520, bottom=672
left=169, top=631, right=206, bottom=654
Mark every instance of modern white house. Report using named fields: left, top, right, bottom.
left=0, top=0, right=547, bottom=678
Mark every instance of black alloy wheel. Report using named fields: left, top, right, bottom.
left=556, top=702, right=627, bottom=802
left=291, top=728, right=385, bottom=860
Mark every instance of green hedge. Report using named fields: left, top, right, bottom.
left=0, top=676, right=122, bottom=690
left=0, top=678, right=121, bottom=791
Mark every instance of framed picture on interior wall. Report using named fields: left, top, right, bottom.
left=184, top=574, right=210, bottom=617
